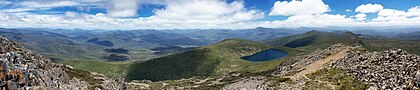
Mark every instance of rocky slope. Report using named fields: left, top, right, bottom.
left=272, top=43, right=345, bottom=76
left=331, top=49, right=420, bottom=89
left=0, top=36, right=126, bottom=89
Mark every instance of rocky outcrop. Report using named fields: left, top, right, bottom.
left=100, top=76, right=127, bottom=90
left=0, top=36, right=126, bottom=89
left=331, top=49, right=420, bottom=89
left=222, top=76, right=271, bottom=90
left=0, top=36, right=87, bottom=89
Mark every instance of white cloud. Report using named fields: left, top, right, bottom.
left=377, top=9, right=406, bottom=17
left=249, top=5, right=420, bottom=29
left=372, top=7, right=420, bottom=23
left=107, top=0, right=138, bottom=17
left=355, top=13, right=366, bottom=21
left=407, top=6, right=420, bottom=17
left=0, top=1, right=82, bottom=13
left=149, top=0, right=263, bottom=27
left=274, top=14, right=354, bottom=27
left=64, top=11, right=79, bottom=18
left=0, top=0, right=12, bottom=5
left=355, top=3, right=383, bottom=13
left=20, top=1, right=80, bottom=8
left=0, top=8, right=36, bottom=13
left=269, top=0, right=329, bottom=16
left=345, top=9, right=352, bottom=12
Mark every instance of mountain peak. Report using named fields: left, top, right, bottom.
left=344, top=31, right=357, bottom=36
left=0, top=36, right=23, bottom=53
left=306, top=30, right=321, bottom=33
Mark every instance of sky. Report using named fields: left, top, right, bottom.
left=0, top=0, right=419, bottom=30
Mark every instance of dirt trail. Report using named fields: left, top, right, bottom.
left=295, top=47, right=349, bottom=78
left=286, top=47, right=349, bottom=90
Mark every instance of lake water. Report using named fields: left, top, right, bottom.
left=241, top=49, right=288, bottom=62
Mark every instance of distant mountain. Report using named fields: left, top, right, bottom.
left=394, top=31, right=420, bottom=40
left=83, top=30, right=207, bottom=48
left=264, top=30, right=363, bottom=50
left=0, top=28, right=108, bottom=60
left=240, top=27, right=304, bottom=41
left=0, top=28, right=209, bottom=61
left=164, top=27, right=303, bottom=43
left=126, top=39, right=296, bottom=81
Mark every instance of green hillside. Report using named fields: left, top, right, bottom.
left=264, top=30, right=363, bottom=50
left=126, top=39, right=300, bottom=81
left=58, top=60, right=130, bottom=76
left=362, top=38, right=420, bottom=55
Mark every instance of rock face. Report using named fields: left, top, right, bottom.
left=0, top=36, right=126, bottom=89
left=0, top=36, right=86, bottom=89
left=331, top=49, right=420, bottom=89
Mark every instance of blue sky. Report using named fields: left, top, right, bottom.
left=0, top=0, right=419, bottom=30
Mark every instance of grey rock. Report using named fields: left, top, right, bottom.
left=331, top=49, right=420, bottom=89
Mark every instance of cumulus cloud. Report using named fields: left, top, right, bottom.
left=150, top=0, right=263, bottom=26
left=0, top=0, right=83, bottom=13
left=372, top=7, right=420, bottom=23
left=269, top=0, right=329, bottom=16
left=0, top=0, right=12, bottom=5
left=345, top=9, right=352, bottom=12
left=64, top=11, right=79, bottom=18
left=20, top=1, right=80, bottom=8
left=355, top=13, right=366, bottom=21
left=273, top=14, right=354, bottom=27
left=355, top=3, right=383, bottom=13
left=107, top=0, right=138, bottom=17
left=406, top=6, right=420, bottom=17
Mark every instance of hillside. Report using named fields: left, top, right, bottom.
left=126, top=39, right=299, bottom=81
left=394, top=31, right=420, bottom=40
left=264, top=30, right=363, bottom=50
left=0, top=28, right=108, bottom=60
left=361, top=38, right=420, bottom=55
left=58, top=60, right=130, bottom=77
